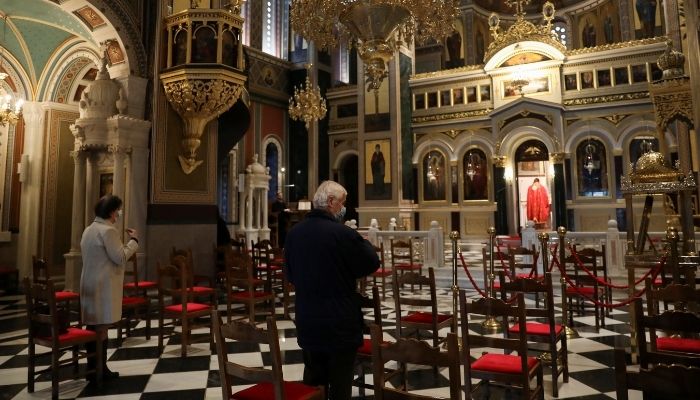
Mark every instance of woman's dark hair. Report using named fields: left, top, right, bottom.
left=94, top=195, right=123, bottom=219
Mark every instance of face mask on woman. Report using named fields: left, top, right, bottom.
left=116, top=209, right=123, bottom=220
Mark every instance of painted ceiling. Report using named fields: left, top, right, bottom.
left=472, top=0, right=583, bottom=15
left=0, top=0, right=97, bottom=86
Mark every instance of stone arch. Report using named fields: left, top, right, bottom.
left=565, top=119, right=617, bottom=154
left=498, top=122, right=557, bottom=158
left=413, top=137, right=454, bottom=164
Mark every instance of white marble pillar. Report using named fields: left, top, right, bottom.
left=16, top=102, right=46, bottom=279
left=85, top=151, right=100, bottom=223
left=64, top=149, right=87, bottom=292
left=111, top=146, right=127, bottom=199
left=128, top=146, right=149, bottom=279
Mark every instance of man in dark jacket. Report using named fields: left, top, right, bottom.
left=284, top=180, right=380, bottom=399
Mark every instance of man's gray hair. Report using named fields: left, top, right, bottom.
left=313, top=180, right=347, bottom=209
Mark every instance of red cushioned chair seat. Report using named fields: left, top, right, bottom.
left=653, top=277, right=663, bottom=285
left=402, top=311, right=451, bottom=324
left=229, top=291, right=273, bottom=300
left=164, top=303, right=210, bottom=313
left=509, top=322, right=563, bottom=336
left=231, top=381, right=320, bottom=400
left=189, top=286, right=214, bottom=294
left=371, top=270, right=393, bottom=277
left=357, top=338, right=390, bottom=355
left=55, top=291, right=80, bottom=301
left=566, top=286, right=596, bottom=295
left=122, top=296, right=148, bottom=306
left=657, top=337, right=700, bottom=353
left=258, top=264, right=282, bottom=271
left=394, top=263, right=422, bottom=270
left=124, top=281, right=157, bottom=289
left=0, top=266, right=18, bottom=274
left=471, top=353, right=539, bottom=374
left=39, top=327, right=97, bottom=343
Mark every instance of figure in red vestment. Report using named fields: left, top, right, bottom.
left=527, top=178, right=550, bottom=224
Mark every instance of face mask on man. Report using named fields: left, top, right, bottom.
left=335, top=206, right=346, bottom=222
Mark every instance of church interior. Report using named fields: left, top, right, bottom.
left=1, top=0, right=700, bottom=399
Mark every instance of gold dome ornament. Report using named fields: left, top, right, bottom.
left=621, top=150, right=696, bottom=193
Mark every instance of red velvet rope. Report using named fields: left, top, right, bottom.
left=556, top=255, right=666, bottom=308
left=567, top=244, right=661, bottom=289
left=458, top=251, right=488, bottom=298
left=548, top=243, right=559, bottom=272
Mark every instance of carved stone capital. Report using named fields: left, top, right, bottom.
left=492, top=155, right=507, bottom=168
left=550, top=152, right=566, bottom=163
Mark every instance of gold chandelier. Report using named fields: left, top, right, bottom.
left=288, top=64, right=327, bottom=130
left=0, top=74, right=23, bottom=126
left=290, top=0, right=458, bottom=92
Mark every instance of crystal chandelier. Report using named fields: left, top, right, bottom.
left=288, top=64, right=327, bottom=130
left=290, top=0, right=458, bottom=93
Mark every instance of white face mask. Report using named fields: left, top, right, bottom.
left=116, top=209, right=123, bottom=220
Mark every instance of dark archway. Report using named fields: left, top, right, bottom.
left=217, top=99, right=251, bottom=222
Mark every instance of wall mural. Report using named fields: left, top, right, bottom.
left=365, top=139, right=392, bottom=200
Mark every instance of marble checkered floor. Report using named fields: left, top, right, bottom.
left=0, top=249, right=645, bottom=400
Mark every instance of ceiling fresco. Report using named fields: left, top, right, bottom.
left=472, top=0, right=582, bottom=15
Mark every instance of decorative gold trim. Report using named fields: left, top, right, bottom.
left=492, top=155, right=507, bottom=168
left=565, top=118, right=580, bottom=127
left=412, top=108, right=492, bottom=123
left=602, top=114, right=629, bottom=125
left=412, top=65, right=484, bottom=80
left=563, top=92, right=649, bottom=106
left=566, top=37, right=667, bottom=56
left=329, top=122, right=358, bottom=131
left=550, top=152, right=565, bottom=163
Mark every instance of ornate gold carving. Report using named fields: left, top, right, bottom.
left=329, top=122, right=358, bottom=131
left=651, top=91, right=694, bottom=130
left=603, top=114, right=629, bottom=125
left=565, top=118, right=580, bottom=127
left=444, top=129, right=460, bottom=139
left=621, top=153, right=696, bottom=193
left=657, top=40, right=686, bottom=78
left=492, top=155, right=507, bottom=167
left=161, top=68, right=246, bottom=174
left=74, top=6, right=106, bottom=30
left=412, top=108, right=492, bottom=123
left=565, top=36, right=667, bottom=56
left=484, top=1, right=563, bottom=63
left=412, top=65, right=484, bottom=80
left=563, top=92, right=649, bottom=106
left=550, top=152, right=565, bottom=163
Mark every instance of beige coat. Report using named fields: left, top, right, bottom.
left=80, top=217, right=139, bottom=325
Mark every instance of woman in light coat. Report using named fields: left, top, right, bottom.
left=80, top=195, right=138, bottom=382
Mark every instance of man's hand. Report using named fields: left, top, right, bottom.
left=126, top=228, right=138, bottom=241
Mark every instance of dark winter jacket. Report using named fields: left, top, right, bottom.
left=284, top=209, right=380, bottom=351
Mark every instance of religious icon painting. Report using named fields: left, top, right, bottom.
left=441, top=90, right=451, bottom=107
left=414, top=93, right=426, bottom=110
left=479, top=85, right=491, bottom=101
left=427, top=92, right=438, bottom=108
left=580, top=71, right=594, bottom=89
left=631, top=64, right=647, bottom=83
left=422, top=150, right=447, bottom=202
left=597, top=69, right=611, bottom=87
left=466, top=86, right=477, bottom=103
left=564, top=74, right=577, bottom=91
left=453, top=88, right=464, bottom=105
left=365, top=139, right=392, bottom=201
left=614, top=67, right=629, bottom=85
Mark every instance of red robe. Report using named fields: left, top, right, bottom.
left=527, top=184, right=550, bottom=223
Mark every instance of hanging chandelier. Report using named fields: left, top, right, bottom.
left=288, top=63, right=327, bottom=130
left=583, top=142, right=596, bottom=174
left=290, top=0, right=458, bottom=93
left=0, top=14, right=23, bottom=127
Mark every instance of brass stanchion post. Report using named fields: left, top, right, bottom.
left=558, top=226, right=579, bottom=339
left=482, top=227, right=501, bottom=332
left=538, top=232, right=553, bottom=362
left=450, top=231, right=460, bottom=335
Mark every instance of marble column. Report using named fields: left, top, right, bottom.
left=128, top=146, right=150, bottom=279
left=618, top=0, right=633, bottom=41
left=85, top=151, right=100, bottom=223
left=551, top=153, right=567, bottom=229
left=16, top=102, right=46, bottom=279
left=64, top=148, right=87, bottom=292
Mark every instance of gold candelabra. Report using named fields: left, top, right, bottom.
left=290, top=0, right=458, bottom=93
left=288, top=64, right=327, bottom=130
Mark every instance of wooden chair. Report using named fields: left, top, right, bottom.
left=645, top=278, right=700, bottom=356
left=212, top=310, right=325, bottom=400
left=482, top=246, right=509, bottom=292
left=223, top=250, right=275, bottom=322
left=370, top=323, right=461, bottom=400
left=170, top=247, right=218, bottom=307
left=118, top=254, right=152, bottom=345
left=353, top=286, right=391, bottom=397
left=498, top=272, right=568, bottom=397
left=32, top=256, right=81, bottom=323
left=508, top=245, right=539, bottom=279
left=576, top=245, right=611, bottom=316
left=392, top=267, right=453, bottom=348
left=614, top=348, right=700, bottom=400
left=251, top=239, right=284, bottom=289
left=157, top=256, right=214, bottom=357
left=367, top=242, right=392, bottom=300
left=563, top=251, right=605, bottom=331
left=459, top=290, right=544, bottom=400
left=632, top=296, right=700, bottom=369
left=390, top=239, right=423, bottom=289
left=281, top=262, right=295, bottom=320
left=24, top=278, right=102, bottom=399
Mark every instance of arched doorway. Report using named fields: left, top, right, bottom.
left=217, top=100, right=251, bottom=223
left=514, top=139, right=552, bottom=230
left=338, top=154, right=359, bottom=222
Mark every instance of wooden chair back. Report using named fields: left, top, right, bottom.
left=370, top=324, right=461, bottom=400
left=212, top=311, right=324, bottom=400
left=614, top=348, right=700, bottom=400
left=157, top=256, right=193, bottom=306
left=24, top=278, right=64, bottom=342
left=508, top=245, right=539, bottom=278
left=498, top=272, right=556, bottom=321
left=32, top=256, right=52, bottom=284
left=633, top=297, right=700, bottom=369
left=390, top=239, right=415, bottom=267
